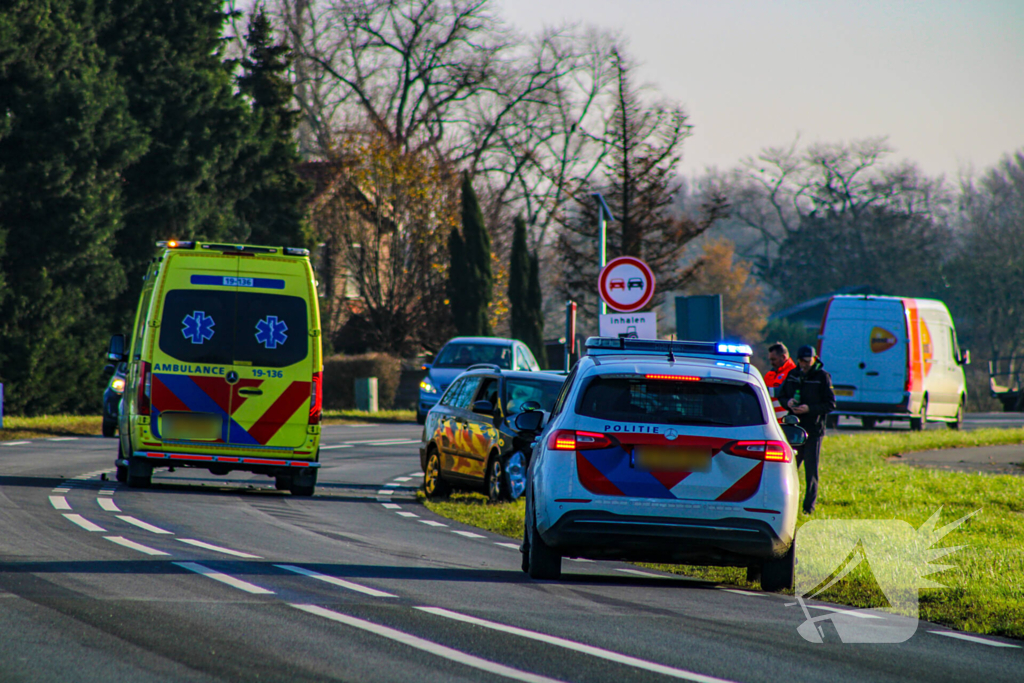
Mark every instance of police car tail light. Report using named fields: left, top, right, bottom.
left=548, top=430, right=612, bottom=451
left=726, top=440, right=790, bottom=463
left=309, top=371, right=322, bottom=424
left=138, top=361, right=151, bottom=416
left=644, top=374, right=700, bottom=381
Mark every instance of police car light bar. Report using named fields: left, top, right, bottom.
left=584, top=337, right=752, bottom=361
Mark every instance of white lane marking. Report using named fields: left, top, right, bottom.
left=376, top=490, right=394, bottom=496
left=396, top=511, right=420, bottom=518
left=98, top=498, right=121, bottom=512
left=275, top=565, right=397, bottom=598
left=615, top=568, right=664, bottom=578
left=63, top=514, right=106, bottom=532
left=406, top=471, right=421, bottom=477
left=343, top=438, right=415, bottom=445
left=381, top=503, right=402, bottom=509
left=291, top=604, right=565, bottom=683
left=105, top=536, right=170, bottom=556
left=173, top=562, right=273, bottom=595
left=927, top=631, right=1021, bottom=648
left=99, top=489, right=115, bottom=495
left=419, top=520, right=448, bottom=527
left=48, top=437, right=78, bottom=442
left=452, top=530, right=485, bottom=538
left=393, top=476, right=413, bottom=482
left=568, top=558, right=595, bottom=563
left=319, top=444, right=353, bottom=450
left=801, top=605, right=883, bottom=620
left=364, top=439, right=420, bottom=446
left=383, top=483, right=400, bottom=488
left=49, top=496, right=71, bottom=511
left=116, top=516, right=173, bottom=535
left=720, top=589, right=767, bottom=596
left=416, top=607, right=737, bottom=683
left=495, top=542, right=520, bottom=550
left=2, top=441, right=30, bottom=446
left=177, top=539, right=262, bottom=559
left=52, top=488, right=70, bottom=494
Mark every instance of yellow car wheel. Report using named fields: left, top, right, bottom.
left=424, top=450, right=450, bottom=498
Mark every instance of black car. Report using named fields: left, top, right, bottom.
left=102, top=362, right=127, bottom=438
left=420, top=367, right=564, bottom=501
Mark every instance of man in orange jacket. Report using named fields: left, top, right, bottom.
left=764, top=342, right=796, bottom=423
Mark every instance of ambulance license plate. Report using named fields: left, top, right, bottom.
left=162, top=413, right=222, bottom=441
left=634, top=446, right=712, bottom=472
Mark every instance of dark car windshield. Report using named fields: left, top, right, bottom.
left=434, top=343, right=512, bottom=369
left=159, top=289, right=308, bottom=368
left=577, top=376, right=765, bottom=426
left=504, top=377, right=563, bottom=414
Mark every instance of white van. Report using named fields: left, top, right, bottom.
left=818, top=295, right=969, bottom=430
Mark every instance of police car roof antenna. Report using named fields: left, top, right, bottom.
left=667, top=346, right=675, bottom=363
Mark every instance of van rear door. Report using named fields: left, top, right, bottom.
left=820, top=300, right=867, bottom=402
left=227, top=258, right=314, bottom=450
left=859, top=300, right=908, bottom=406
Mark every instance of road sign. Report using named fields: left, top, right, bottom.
left=599, top=312, right=657, bottom=339
left=598, top=256, right=655, bottom=313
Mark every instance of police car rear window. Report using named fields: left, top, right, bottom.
left=159, top=290, right=308, bottom=368
left=576, top=376, right=765, bottom=427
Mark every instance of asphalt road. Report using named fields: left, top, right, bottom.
left=1, top=424, right=1020, bottom=682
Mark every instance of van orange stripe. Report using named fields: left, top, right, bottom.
left=903, top=299, right=923, bottom=392
left=247, top=381, right=311, bottom=445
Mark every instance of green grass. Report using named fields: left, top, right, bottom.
left=423, top=428, right=1024, bottom=639
left=321, top=409, right=416, bottom=424
left=0, top=414, right=103, bottom=440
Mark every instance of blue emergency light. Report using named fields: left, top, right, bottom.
left=585, top=337, right=752, bottom=361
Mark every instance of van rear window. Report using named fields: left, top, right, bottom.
left=159, top=290, right=308, bottom=368
left=576, top=376, right=765, bottom=426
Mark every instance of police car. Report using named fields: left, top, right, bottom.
left=522, top=337, right=806, bottom=591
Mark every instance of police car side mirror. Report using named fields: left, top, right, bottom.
left=472, top=400, right=495, bottom=415
left=513, top=410, right=544, bottom=433
left=107, top=334, right=126, bottom=362
left=782, top=423, right=807, bottom=447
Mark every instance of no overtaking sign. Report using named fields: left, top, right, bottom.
left=598, top=256, right=655, bottom=312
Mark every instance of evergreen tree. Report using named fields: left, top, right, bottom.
left=525, top=250, right=547, bottom=367
left=508, top=216, right=544, bottom=362
left=235, top=7, right=310, bottom=247
left=0, top=0, right=145, bottom=414
left=450, top=174, right=493, bottom=336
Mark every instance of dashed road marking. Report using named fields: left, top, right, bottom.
left=419, top=520, right=448, bottom=528
left=720, top=589, right=766, bottom=597
left=381, top=503, right=402, bottom=509
left=343, top=438, right=415, bottom=445
left=105, top=536, right=170, bottom=556
left=319, top=444, right=353, bottom=450
left=52, top=488, right=70, bottom=494
left=63, top=514, right=106, bottom=532
left=417, top=607, right=737, bottom=683
left=383, top=483, right=400, bottom=488
left=291, top=604, right=565, bottom=683
left=48, top=437, right=78, bottom=442
left=801, top=605, right=883, bottom=620
left=49, top=496, right=71, bottom=511
left=451, top=530, right=485, bottom=538
left=393, top=476, right=413, bottom=482
left=495, top=542, right=520, bottom=550
left=98, top=498, right=121, bottom=512
left=275, top=565, right=397, bottom=598
left=177, top=539, right=261, bottom=559
left=376, top=490, right=394, bottom=496
left=928, top=631, right=1021, bottom=648
left=2, top=441, right=30, bottom=446
left=117, top=516, right=173, bottom=535
left=396, top=511, right=420, bottom=518
left=174, top=562, right=273, bottom=595
left=615, top=568, right=664, bottom=578
left=99, top=488, right=116, bottom=495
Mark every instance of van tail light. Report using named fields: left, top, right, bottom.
left=138, top=361, right=151, bottom=416
left=548, top=430, right=612, bottom=451
left=309, top=371, right=322, bottom=424
left=725, top=440, right=791, bottom=463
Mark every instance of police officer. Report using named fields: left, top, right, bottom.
left=777, top=345, right=835, bottom=515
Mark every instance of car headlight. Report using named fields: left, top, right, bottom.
left=419, top=378, right=437, bottom=394
left=111, top=378, right=126, bottom=394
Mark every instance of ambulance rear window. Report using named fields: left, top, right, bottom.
left=159, top=290, right=308, bottom=368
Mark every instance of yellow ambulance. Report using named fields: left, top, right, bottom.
left=108, top=241, right=323, bottom=495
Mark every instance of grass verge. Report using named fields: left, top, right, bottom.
left=0, top=415, right=103, bottom=440
left=422, top=428, right=1024, bottom=639
left=322, top=409, right=416, bottom=424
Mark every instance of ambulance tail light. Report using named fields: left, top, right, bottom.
left=309, top=371, right=322, bottom=424
left=138, top=361, right=152, bottom=416
left=547, top=430, right=612, bottom=451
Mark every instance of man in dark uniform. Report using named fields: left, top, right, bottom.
left=777, top=345, right=836, bottom=515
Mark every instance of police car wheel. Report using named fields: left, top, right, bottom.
left=486, top=454, right=509, bottom=502
left=761, top=542, right=795, bottom=592
left=527, top=508, right=561, bottom=580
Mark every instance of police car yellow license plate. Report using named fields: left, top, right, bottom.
left=634, top=446, right=712, bottom=472
left=161, top=413, right=222, bottom=441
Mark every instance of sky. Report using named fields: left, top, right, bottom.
left=498, top=0, right=1024, bottom=180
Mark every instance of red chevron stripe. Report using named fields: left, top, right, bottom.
left=715, top=461, right=764, bottom=502
left=575, top=453, right=625, bottom=496
left=151, top=375, right=190, bottom=413
left=247, top=381, right=311, bottom=445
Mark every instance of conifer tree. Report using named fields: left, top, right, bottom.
left=449, top=174, right=493, bottom=336
left=508, top=216, right=544, bottom=362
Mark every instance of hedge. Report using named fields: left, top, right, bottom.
left=322, top=353, right=401, bottom=410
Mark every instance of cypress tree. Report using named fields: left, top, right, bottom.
left=454, top=174, right=492, bottom=336
left=508, top=216, right=530, bottom=341
left=525, top=250, right=547, bottom=367
left=447, top=227, right=471, bottom=335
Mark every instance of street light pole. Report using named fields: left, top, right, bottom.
left=591, top=192, right=615, bottom=324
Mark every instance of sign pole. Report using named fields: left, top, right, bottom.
left=592, top=193, right=614, bottom=322
left=564, top=301, right=577, bottom=371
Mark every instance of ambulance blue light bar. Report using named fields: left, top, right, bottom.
left=585, top=337, right=752, bottom=361
left=156, top=240, right=195, bottom=249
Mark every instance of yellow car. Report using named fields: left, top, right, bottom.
left=108, top=241, right=323, bottom=495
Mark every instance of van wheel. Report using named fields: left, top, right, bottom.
left=761, top=541, right=795, bottom=592
left=275, top=475, right=291, bottom=491
left=290, top=470, right=317, bottom=497
left=115, top=440, right=128, bottom=483
left=910, top=397, right=927, bottom=431
left=423, top=450, right=450, bottom=498
left=949, top=401, right=964, bottom=430
left=486, top=453, right=509, bottom=502
left=127, top=457, right=152, bottom=488
left=861, top=417, right=876, bottom=429
left=527, top=504, right=561, bottom=580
